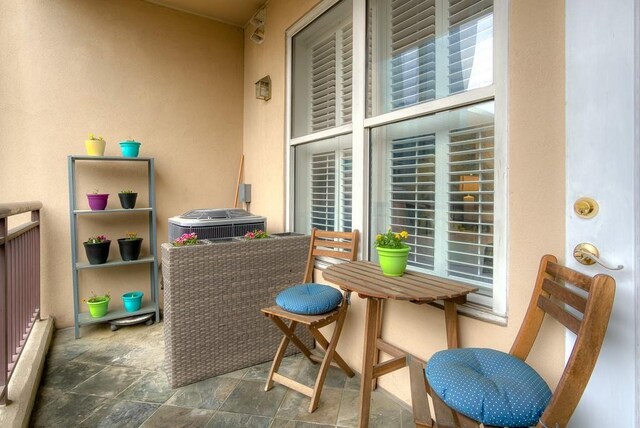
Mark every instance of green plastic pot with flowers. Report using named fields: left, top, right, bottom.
left=83, top=291, right=110, bottom=318
left=374, top=228, right=410, bottom=277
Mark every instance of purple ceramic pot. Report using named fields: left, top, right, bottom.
left=87, top=194, right=109, bottom=210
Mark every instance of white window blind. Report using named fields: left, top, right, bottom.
left=311, top=36, right=337, bottom=132
left=309, top=23, right=353, bottom=133
left=341, top=148, right=353, bottom=231
left=388, top=135, right=436, bottom=269
left=447, top=123, right=494, bottom=284
left=447, top=0, right=493, bottom=94
left=389, top=0, right=437, bottom=110
left=341, top=23, right=353, bottom=123
left=310, top=152, right=336, bottom=230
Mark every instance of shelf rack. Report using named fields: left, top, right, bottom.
left=67, top=155, right=160, bottom=338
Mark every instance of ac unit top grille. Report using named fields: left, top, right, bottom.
left=168, top=208, right=266, bottom=242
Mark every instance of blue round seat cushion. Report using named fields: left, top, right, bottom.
left=426, top=348, right=552, bottom=427
left=275, top=283, right=343, bottom=315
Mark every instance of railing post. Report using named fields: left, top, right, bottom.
left=0, top=216, right=8, bottom=405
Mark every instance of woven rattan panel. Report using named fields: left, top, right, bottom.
left=161, top=235, right=314, bottom=388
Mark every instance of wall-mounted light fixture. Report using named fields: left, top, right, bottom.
left=255, top=75, right=271, bottom=101
left=250, top=27, right=264, bottom=44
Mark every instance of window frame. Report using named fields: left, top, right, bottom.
left=285, top=0, right=509, bottom=320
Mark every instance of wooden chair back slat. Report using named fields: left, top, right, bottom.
left=312, top=239, right=354, bottom=249
left=541, top=278, right=587, bottom=313
left=537, top=295, right=581, bottom=335
left=303, top=229, right=359, bottom=283
left=546, top=261, right=593, bottom=291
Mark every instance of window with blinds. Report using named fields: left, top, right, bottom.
left=447, top=123, right=494, bottom=284
left=291, top=0, right=352, bottom=138
left=371, top=101, right=495, bottom=288
left=369, top=0, right=493, bottom=115
left=310, top=152, right=336, bottom=230
left=388, top=135, right=436, bottom=269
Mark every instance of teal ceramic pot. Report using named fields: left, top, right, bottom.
left=119, top=141, right=141, bottom=157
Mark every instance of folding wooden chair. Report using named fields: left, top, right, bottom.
left=410, top=254, right=616, bottom=428
left=261, top=228, right=359, bottom=412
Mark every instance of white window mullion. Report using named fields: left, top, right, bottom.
left=352, top=0, right=367, bottom=252
left=433, top=129, right=449, bottom=275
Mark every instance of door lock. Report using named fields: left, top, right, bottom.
left=573, top=197, right=599, bottom=219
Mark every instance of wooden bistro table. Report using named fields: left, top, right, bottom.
left=323, top=261, right=477, bottom=428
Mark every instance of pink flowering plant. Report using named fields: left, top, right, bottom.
left=244, top=229, right=269, bottom=239
left=86, top=235, right=108, bottom=244
left=172, top=232, right=198, bottom=246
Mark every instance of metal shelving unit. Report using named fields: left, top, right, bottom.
left=68, top=155, right=160, bottom=338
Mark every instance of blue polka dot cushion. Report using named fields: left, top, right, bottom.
left=426, top=348, right=552, bottom=427
left=275, top=283, right=343, bottom=315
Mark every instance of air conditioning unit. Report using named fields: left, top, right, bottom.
left=168, top=208, right=266, bottom=242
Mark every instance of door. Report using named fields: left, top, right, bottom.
left=565, top=0, right=638, bottom=426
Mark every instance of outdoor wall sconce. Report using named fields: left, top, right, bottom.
left=255, top=75, right=271, bottom=101
left=250, top=27, right=264, bottom=44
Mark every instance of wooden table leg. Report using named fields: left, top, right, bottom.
left=371, top=299, right=383, bottom=391
left=443, top=300, right=459, bottom=349
left=358, top=297, right=381, bottom=428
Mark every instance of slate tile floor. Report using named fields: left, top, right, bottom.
left=30, top=322, right=414, bottom=427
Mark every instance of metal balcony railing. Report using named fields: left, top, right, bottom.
left=0, top=202, right=42, bottom=405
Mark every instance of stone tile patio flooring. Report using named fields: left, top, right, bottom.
left=30, top=321, right=414, bottom=427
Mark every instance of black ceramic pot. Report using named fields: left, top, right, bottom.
left=118, top=238, right=143, bottom=261
left=118, top=193, right=138, bottom=209
left=83, top=241, right=111, bottom=265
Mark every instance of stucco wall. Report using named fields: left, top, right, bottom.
left=242, top=0, right=566, bottom=405
left=0, top=0, right=244, bottom=327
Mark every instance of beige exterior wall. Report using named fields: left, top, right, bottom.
left=242, top=0, right=566, bottom=405
left=0, top=0, right=244, bottom=327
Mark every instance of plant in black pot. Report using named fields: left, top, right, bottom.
left=83, top=235, right=111, bottom=265
left=118, top=232, right=143, bottom=261
left=118, top=189, right=138, bottom=209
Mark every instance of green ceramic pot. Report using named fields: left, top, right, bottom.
left=376, top=245, right=410, bottom=277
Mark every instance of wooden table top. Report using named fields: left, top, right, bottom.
left=323, top=261, right=477, bottom=302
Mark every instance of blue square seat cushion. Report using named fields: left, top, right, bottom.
left=426, top=348, right=552, bottom=427
left=275, top=283, right=343, bottom=315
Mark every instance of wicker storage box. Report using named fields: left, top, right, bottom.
left=161, top=235, right=313, bottom=388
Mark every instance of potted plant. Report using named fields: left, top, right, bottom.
left=172, top=232, right=198, bottom=246
left=118, top=232, right=143, bottom=261
left=243, top=229, right=270, bottom=239
left=122, top=291, right=144, bottom=312
left=374, top=228, right=410, bottom=277
left=85, top=133, right=106, bottom=156
left=119, top=139, right=141, bottom=157
left=87, top=189, right=109, bottom=211
left=118, top=189, right=138, bottom=209
left=83, top=291, right=110, bottom=318
left=83, top=235, right=111, bottom=264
